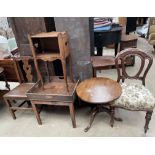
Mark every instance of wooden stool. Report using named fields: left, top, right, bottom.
left=91, top=56, right=115, bottom=77
left=120, top=34, right=138, bottom=51
left=0, top=67, right=10, bottom=90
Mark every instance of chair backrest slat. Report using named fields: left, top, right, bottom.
left=115, top=48, right=153, bottom=85
left=11, top=49, right=34, bottom=83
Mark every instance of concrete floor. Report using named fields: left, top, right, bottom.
left=0, top=36, right=155, bottom=137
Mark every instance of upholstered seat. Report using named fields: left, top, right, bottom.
left=114, top=82, right=155, bottom=110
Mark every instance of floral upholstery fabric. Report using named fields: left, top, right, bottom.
left=113, top=82, right=155, bottom=110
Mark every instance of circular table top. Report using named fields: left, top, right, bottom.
left=76, top=77, right=122, bottom=104
left=0, top=67, right=4, bottom=74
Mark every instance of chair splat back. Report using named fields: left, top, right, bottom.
left=11, top=49, right=33, bottom=83
left=115, top=48, right=153, bottom=85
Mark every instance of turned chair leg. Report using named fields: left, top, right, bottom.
left=144, top=110, right=153, bottom=133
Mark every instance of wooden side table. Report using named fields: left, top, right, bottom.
left=76, top=77, right=122, bottom=132
left=28, top=32, right=73, bottom=91
left=27, top=77, right=78, bottom=128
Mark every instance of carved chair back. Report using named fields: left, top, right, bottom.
left=115, top=48, right=153, bottom=85
left=11, top=49, right=33, bottom=83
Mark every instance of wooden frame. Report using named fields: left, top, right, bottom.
left=114, top=48, right=153, bottom=133
left=28, top=32, right=73, bottom=91
left=3, top=58, right=35, bottom=120
left=26, top=78, right=79, bottom=128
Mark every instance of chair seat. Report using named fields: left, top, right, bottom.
left=3, top=83, right=35, bottom=99
left=91, top=56, right=115, bottom=68
left=113, top=82, right=155, bottom=110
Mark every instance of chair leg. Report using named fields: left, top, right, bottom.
left=69, top=103, right=76, bottom=128
left=32, top=103, right=42, bottom=125
left=144, top=110, right=153, bottom=133
left=4, top=99, right=16, bottom=119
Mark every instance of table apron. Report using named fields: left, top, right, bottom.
left=31, top=100, right=72, bottom=106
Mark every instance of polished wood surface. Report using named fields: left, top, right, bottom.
left=76, top=77, right=122, bottom=104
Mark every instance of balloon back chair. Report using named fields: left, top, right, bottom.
left=113, top=48, right=155, bottom=133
